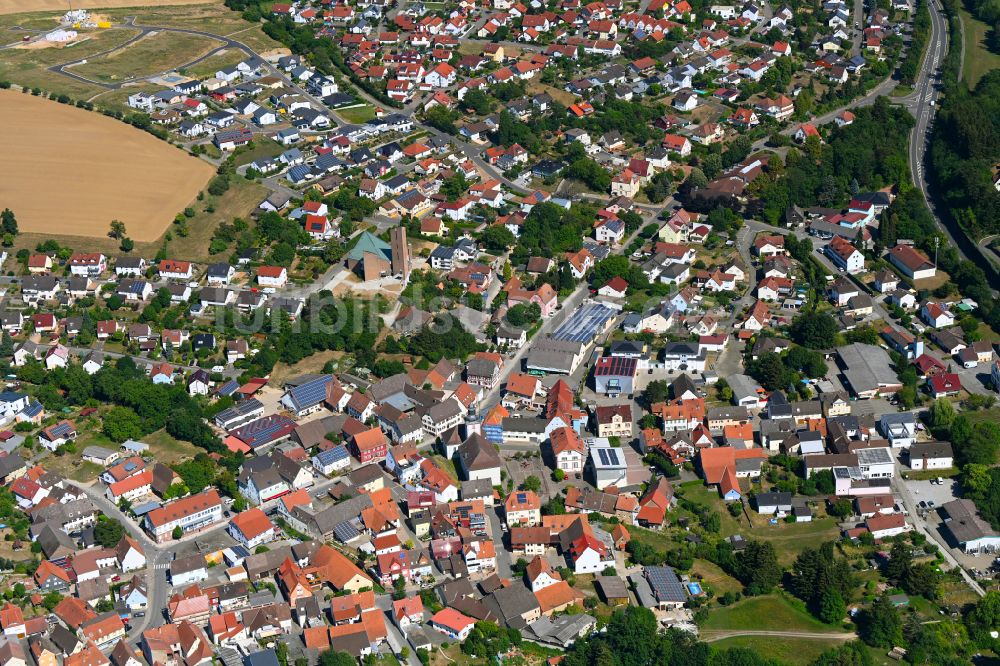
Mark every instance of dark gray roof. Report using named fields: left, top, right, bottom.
left=458, top=433, right=502, bottom=472
left=485, top=583, right=541, bottom=629
left=908, top=440, right=953, bottom=460
left=755, top=492, right=793, bottom=508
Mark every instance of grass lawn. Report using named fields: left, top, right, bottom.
left=691, top=559, right=743, bottom=596
left=963, top=406, right=1000, bottom=426
left=939, top=578, right=983, bottom=609
left=675, top=481, right=746, bottom=534
left=677, top=480, right=841, bottom=565
left=337, top=104, right=376, bottom=124
left=890, top=84, right=913, bottom=97
left=42, top=446, right=103, bottom=483
left=179, top=47, right=246, bottom=80
left=901, top=467, right=959, bottom=481
left=709, top=636, right=849, bottom=665
left=430, top=454, right=458, bottom=483
left=701, top=594, right=843, bottom=633
left=102, top=4, right=264, bottom=39
left=268, top=350, right=346, bottom=385
left=627, top=524, right=676, bottom=553
left=862, top=645, right=904, bottom=666
left=166, top=176, right=269, bottom=263
left=143, top=429, right=200, bottom=466
left=748, top=517, right=843, bottom=566
left=233, top=137, right=286, bottom=167
left=525, top=81, right=576, bottom=106
left=72, top=31, right=220, bottom=83
left=955, top=3, right=1000, bottom=89
left=975, top=321, right=1000, bottom=344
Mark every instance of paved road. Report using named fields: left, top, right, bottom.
left=903, top=0, right=961, bottom=259
left=69, top=481, right=171, bottom=641
left=851, top=0, right=865, bottom=55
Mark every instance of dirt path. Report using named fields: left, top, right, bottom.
left=699, top=630, right=857, bottom=643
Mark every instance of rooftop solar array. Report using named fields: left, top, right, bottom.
left=593, top=355, right=638, bottom=377
left=334, top=521, right=360, bottom=542
left=856, top=447, right=893, bottom=465
left=645, top=566, right=687, bottom=603
left=231, top=415, right=297, bottom=449
left=287, top=375, right=333, bottom=411
left=552, top=303, right=616, bottom=343
left=216, top=379, right=240, bottom=396
left=229, top=398, right=264, bottom=416
left=317, top=446, right=349, bottom=464
left=595, top=447, right=622, bottom=467
left=50, top=422, right=74, bottom=438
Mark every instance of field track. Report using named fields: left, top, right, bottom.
left=0, top=0, right=217, bottom=16
left=0, top=88, right=213, bottom=242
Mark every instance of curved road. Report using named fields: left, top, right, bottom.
left=49, top=20, right=249, bottom=90
left=903, top=0, right=958, bottom=255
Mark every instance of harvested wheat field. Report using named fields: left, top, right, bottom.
left=0, top=89, right=212, bottom=241
left=0, top=0, right=215, bottom=14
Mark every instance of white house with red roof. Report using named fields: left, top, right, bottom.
left=68, top=253, right=107, bottom=277
left=597, top=276, right=628, bottom=298
left=424, top=63, right=457, bottom=88
left=928, top=373, right=962, bottom=399
left=920, top=302, right=955, bottom=329
left=794, top=123, right=820, bottom=143
left=824, top=236, right=865, bottom=274
left=567, top=532, right=614, bottom=574
left=228, top=507, right=277, bottom=549
left=662, top=134, right=692, bottom=156
left=887, top=244, right=936, bottom=280
left=257, top=266, right=288, bottom=289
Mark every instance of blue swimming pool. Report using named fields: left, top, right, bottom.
left=688, top=582, right=703, bottom=595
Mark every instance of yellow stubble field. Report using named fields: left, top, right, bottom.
left=0, top=0, right=216, bottom=14
left=0, top=88, right=213, bottom=241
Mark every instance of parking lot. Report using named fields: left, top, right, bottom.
left=906, top=477, right=958, bottom=511
left=903, top=477, right=994, bottom=571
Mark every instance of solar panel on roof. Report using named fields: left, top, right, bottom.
left=290, top=376, right=332, bottom=410
left=516, top=492, right=526, bottom=503
left=552, top=303, right=616, bottom=343
left=333, top=521, right=360, bottom=542
left=123, top=462, right=138, bottom=472
left=646, top=566, right=687, bottom=603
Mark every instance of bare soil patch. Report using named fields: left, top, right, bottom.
left=0, top=89, right=213, bottom=241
